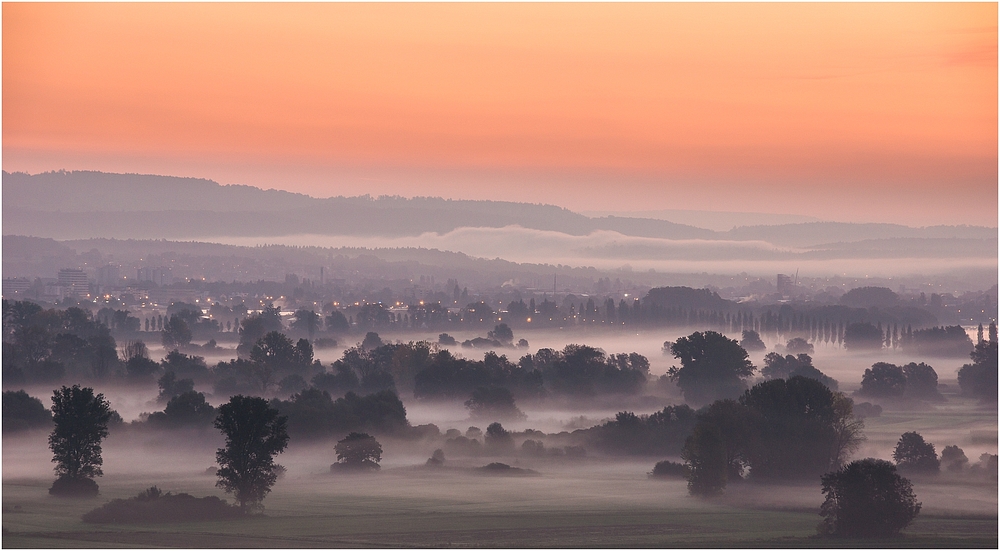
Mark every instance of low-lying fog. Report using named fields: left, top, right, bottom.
left=6, top=326, right=995, bottom=527
left=201, top=228, right=996, bottom=279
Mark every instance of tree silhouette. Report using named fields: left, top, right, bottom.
left=958, top=322, right=998, bottom=402
left=214, top=395, right=289, bottom=514
left=333, top=432, right=382, bottom=471
left=667, top=331, right=755, bottom=406
left=291, top=309, right=321, bottom=340
left=3, top=390, right=52, bottom=433
left=465, top=386, right=526, bottom=421
left=858, top=363, right=906, bottom=398
left=161, top=315, right=192, bottom=349
left=48, top=385, right=113, bottom=496
left=892, top=432, right=939, bottom=473
left=819, top=458, right=920, bottom=538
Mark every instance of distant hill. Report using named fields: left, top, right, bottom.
left=2, top=171, right=995, bottom=251
left=2, top=170, right=713, bottom=240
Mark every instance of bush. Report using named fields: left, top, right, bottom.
left=49, top=476, right=100, bottom=498
left=819, top=459, right=920, bottom=538
left=82, top=487, right=240, bottom=523
left=650, top=460, right=688, bottom=478
left=853, top=402, right=882, bottom=418
left=475, top=462, right=538, bottom=476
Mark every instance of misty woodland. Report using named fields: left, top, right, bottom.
left=3, top=2, right=998, bottom=549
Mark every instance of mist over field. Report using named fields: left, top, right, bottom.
left=3, top=171, right=997, bottom=547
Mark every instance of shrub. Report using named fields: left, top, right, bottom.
left=475, top=462, right=538, bottom=475
left=853, top=402, right=882, bottom=418
left=650, top=460, right=688, bottom=478
left=49, top=476, right=100, bottom=498
left=82, top=487, right=240, bottom=523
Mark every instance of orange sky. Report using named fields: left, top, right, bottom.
left=4, top=3, right=997, bottom=226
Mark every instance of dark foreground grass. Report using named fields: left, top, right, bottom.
left=3, top=492, right=995, bottom=548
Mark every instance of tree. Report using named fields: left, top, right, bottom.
left=958, top=322, right=998, bottom=402
left=249, top=331, right=301, bottom=370
left=361, top=331, right=383, bottom=351
left=48, top=385, right=113, bottom=496
left=667, top=331, right=755, bottom=406
left=739, top=377, right=848, bottom=480
left=892, top=432, right=939, bottom=473
left=157, top=370, right=195, bottom=402
left=487, top=323, right=514, bottom=345
left=843, top=322, right=884, bottom=351
left=901, top=362, right=942, bottom=401
left=830, top=394, right=866, bottom=469
left=214, top=395, right=290, bottom=514
left=739, top=330, right=766, bottom=352
left=148, top=391, right=216, bottom=428
left=325, top=310, right=350, bottom=334
left=484, top=422, right=515, bottom=455
left=681, top=422, right=728, bottom=496
left=857, top=362, right=906, bottom=398
left=3, top=390, right=52, bottom=433
left=161, top=315, right=192, bottom=349
left=333, top=432, right=382, bottom=471
left=681, top=399, right=753, bottom=496
left=291, top=309, right=322, bottom=340
left=785, top=337, right=814, bottom=355
left=940, top=445, right=969, bottom=472
left=819, top=458, right=920, bottom=538
left=465, top=386, right=526, bottom=421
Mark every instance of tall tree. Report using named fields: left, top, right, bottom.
left=291, top=309, right=322, bottom=340
left=48, top=385, right=113, bottom=496
left=214, top=395, right=289, bottom=514
left=667, top=331, right=755, bottom=406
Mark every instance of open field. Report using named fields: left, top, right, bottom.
left=3, top=468, right=997, bottom=548
left=4, top=342, right=996, bottom=548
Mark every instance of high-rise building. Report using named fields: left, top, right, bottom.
left=776, top=274, right=793, bottom=295
left=58, top=268, right=89, bottom=297
left=97, top=264, right=120, bottom=287
left=2, top=278, right=31, bottom=297
left=137, top=266, right=172, bottom=286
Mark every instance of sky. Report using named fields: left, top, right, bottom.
left=3, top=3, right=997, bottom=226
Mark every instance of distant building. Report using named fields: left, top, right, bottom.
left=137, top=266, right=172, bottom=286
left=58, top=269, right=90, bottom=297
left=776, top=274, right=793, bottom=295
left=2, top=278, right=31, bottom=298
left=97, top=264, right=121, bottom=287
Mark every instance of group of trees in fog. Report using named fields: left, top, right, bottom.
left=679, top=376, right=864, bottom=496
